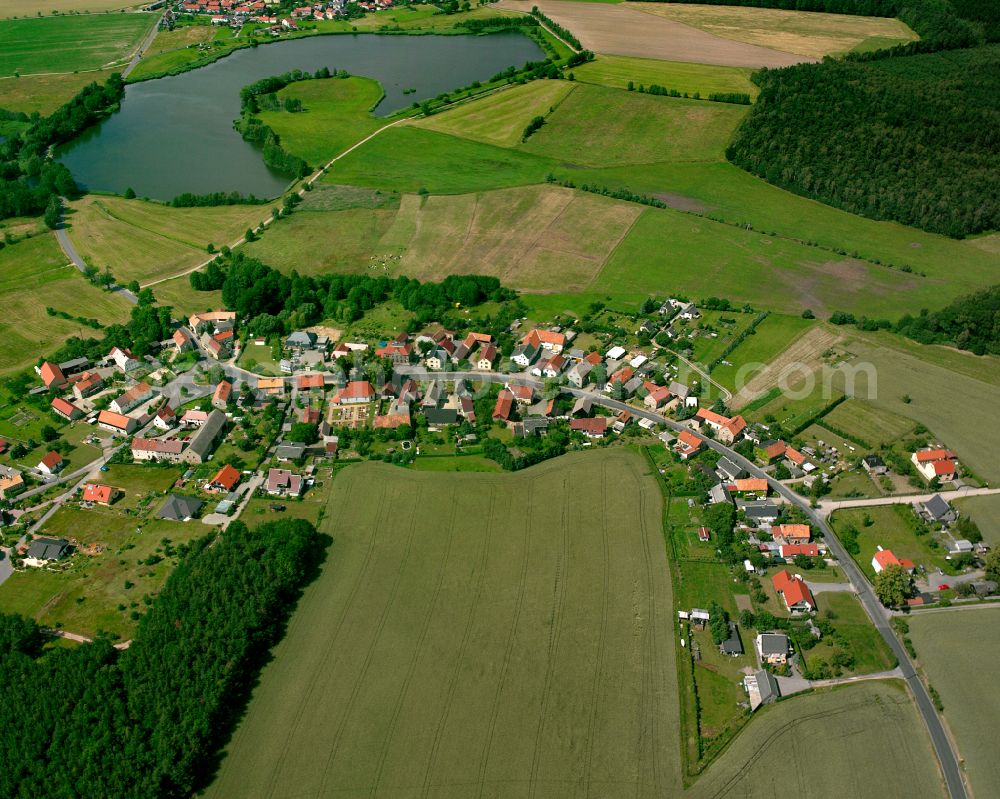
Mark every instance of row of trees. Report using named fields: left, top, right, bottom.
left=727, top=44, right=1000, bottom=237
left=0, top=519, right=325, bottom=798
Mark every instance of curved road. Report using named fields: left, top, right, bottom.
left=403, top=367, right=967, bottom=799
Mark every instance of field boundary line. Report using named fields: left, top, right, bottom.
left=583, top=204, right=644, bottom=292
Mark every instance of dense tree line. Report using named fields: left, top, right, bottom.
left=530, top=5, right=582, bottom=49
left=191, top=251, right=516, bottom=332
left=0, top=519, right=324, bottom=798
left=169, top=190, right=266, bottom=208
left=727, top=45, right=1000, bottom=237
left=456, top=15, right=539, bottom=32
left=894, top=285, right=1000, bottom=355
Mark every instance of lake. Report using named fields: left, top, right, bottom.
left=58, top=31, right=543, bottom=201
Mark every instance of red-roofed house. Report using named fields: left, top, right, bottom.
left=698, top=527, right=711, bottom=542
left=779, top=543, right=820, bottom=559
left=51, top=397, right=83, bottom=421
left=872, top=547, right=916, bottom=575
left=82, top=483, right=118, bottom=506
left=98, top=410, right=138, bottom=435
left=570, top=417, right=608, bottom=439
left=695, top=408, right=747, bottom=444
left=522, top=329, right=566, bottom=353
left=173, top=328, right=194, bottom=352
left=762, top=440, right=787, bottom=462
left=643, top=383, right=673, bottom=410
left=72, top=371, right=103, bottom=401
left=675, top=430, right=702, bottom=460
left=492, top=389, right=513, bottom=422
left=38, top=451, right=64, bottom=475
left=331, top=381, right=375, bottom=405
left=733, top=478, right=768, bottom=497
left=154, top=404, right=176, bottom=431
left=911, top=449, right=958, bottom=481
left=297, top=374, right=325, bottom=391
left=375, top=341, right=413, bottom=365
left=509, top=384, right=534, bottom=404
left=40, top=361, right=66, bottom=389
left=212, top=380, right=232, bottom=410
left=207, top=463, right=241, bottom=493
left=131, top=437, right=184, bottom=462
left=475, top=344, right=498, bottom=371
left=266, top=468, right=303, bottom=497
left=772, top=570, right=815, bottom=613
left=773, top=523, right=811, bottom=543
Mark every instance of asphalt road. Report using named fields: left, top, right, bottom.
left=55, top=222, right=138, bottom=305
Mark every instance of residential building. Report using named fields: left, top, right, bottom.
left=110, top=382, right=156, bottom=415
left=275, top=443, right=306, bottom=461
left=911, top=448, right=958, bottom=481
left=510, top=343, right=540, bottom=369
left=189, top=310, right=236, bottom=331
left=256, top=377, right=285, bottom=396
left=570, top=417, right=607, bottom=439
left=425, top=407, right=459, bottom=429
left=719, top=622, right=743, bottom=656
left=38, top=451, right=64, bottom=475
left=522, top=329, right=566, bottom=354
left=773, top=523, right=811, bottom=543
left=108, top=346, right=141, bottom=372
left=40, top=361, right=67, bottom=389
left=754, top=632, right=791, bottom=665
left=24, top=537, right=71, bottom=565
left=157, top=494, right=203, bottom=521
left=508, top=384, right=534, bottom=404
left=181, top=409, right=227, bottom=465
left=871, top=547, right=915, bottom=575
left=73, top=371, right=104, bottom=401
left=643, top=383, right=672, bottom=410
left=98, top=410, right=138, bottom=435
left=153, top=404, right=176, bottom=430
left=716, top=456, right=747, bottom=482
left=492, top=389, right=514, bottom=422
left=566, top=361, right=593, bottom=388
left=695, top=408, right=746, bottom=444
left=779, top=543, right=820, bottom=559
left=862, top=454, right=887, bottom=475
left=82, top=484, right=118, bottom=505
left=675, top=430, right=702, bottom=460
left=744, top=669, right=780, bottom=711
left=0, top=472, right=26, bottom=500
left=922, top=494, right=957, bottom=523
left=332, top=380, right=375, bottom=405
left=476, top=344, right=497, bottom=371
left=131, top=437, right=185, bottom=463
left=732, top=478, right=768, bottom=497
left=181, top=409, right=209, bottom=427
left=375, top=341, right=413, bottom=365
left=51, top=397, right=83, bottom=421
left=772, top=570, right=815, bottom=613
left=297, top=374, right=325, bottom=392
left=266, top=468, right=303, bottom=496
left=172, top=327, right=195, bottom=352
left=207, top=463, right=241, bottom=492
left=212, top=380, right=232, bottom=410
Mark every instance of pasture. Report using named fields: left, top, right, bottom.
left=909, top=611, right=1000, bottom=799
left=0, top=234, right=131, bottom=374
left=572, top=54, right=758, bottom=98
left=206, top=450, right=682, bottom=798
left=630, top=3, right=918, bottom=58
left=258, top=76, right=384, bottom=165
left=687, top=682, right=945, bottom=799
left=0, top=13, right=154, bottom=76
left=377, top=185, right=641, bottom=291
left=65, top=195, right=266, bottom=286
left=498, top=0, right=810, bottom=68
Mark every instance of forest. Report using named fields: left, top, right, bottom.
left=894, top=285, right=1000, bottom=355
left=0, top=74, right=124, bottom=221
left=726, top=44, right=1000, bottom=237
left=0, top=518, right=324, bottom=799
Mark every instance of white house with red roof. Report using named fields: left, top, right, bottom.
left=674, top=430, right=703, bottom=460
left=911, top=448, right=958, bottom=482
left=108, top=346, right=141, bottom=372
left=695, top=408, right=747, bottom=444
left=872, top=547, right=915, bottom=575
left=772, top=570, right=815, bottom=613
left=82, top=484, right=118, bottom=506
left=38, top=451, right=64, bottom=475
left=51, top=397, right=83, bottom=421
left=331, top=381, right=375, bottom=405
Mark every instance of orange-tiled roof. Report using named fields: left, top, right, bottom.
left=774, top=523, right=811, bottom=542
left=297, top=374, right=325, bottom=390
left=213, top=381, right=232, bottom=404
left=914, top=448, right=956, bottom=463
left=51, top=397, right=79, bottom=417
left=40, top=451, right=63, bottom=470
left=764, top=441, right=787, bottom=459
left=677, top=430, right=702, bottom=450
left=40, top=361, right=66, bottom=388
left=735, top=478, right=768, bottom=493
left=772, top=570, right=814, bottom=609
left=210, top=463, right=241, bottom=491
left=82, top=484, right=114, bottom=504
left=492, top=389, right=513, bottom=420
left=98, top=410, right=132, bottom=429
left=333, top=381, right=374, bottom=402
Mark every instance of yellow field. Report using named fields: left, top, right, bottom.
left=378, top=185, right=641, bottom=291
left=0, top=1, right=140, bottom=19
left=630, top=2, right=918, bottom=58
left=65, top=195, right=266, bottom=286
left=416, top=80, right=576, bottom=148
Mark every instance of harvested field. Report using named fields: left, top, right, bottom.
left=378, top=185, right=641, bottom=291
left=498, top=0, right=813, bottom=68
left=630, top=3, right=917, bottom=59
left=687, top=682, right=945, bottom=799
left=728, top=324, right=841, bottom=407
left=909, top=611, right=1000, bottom=799
left=206, top=450, right=681, bottom=798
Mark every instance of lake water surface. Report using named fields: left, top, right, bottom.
left=58, top=31, right=543, bottom=200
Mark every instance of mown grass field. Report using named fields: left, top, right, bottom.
left=206, top=450, right=681, bottom=798
left=630, top=2, right=917, bottom=58
left=0, top=13, right=154, bottom=75
left=572, top=54, right=757, bottom=98
left=953, top=496, right=1000, bottom=546
left=145, top=273, right=223, bottom=315
left=65, top=195, right=266, bottom=286
left=260, top=76, right=384, bottom=165
left=909, top=612, right=1000, bottom=799
left=1, top=1, right=139, bottom=18
left=0, top=68, right=118, bottom=115
left=822, top=398, right=917, bottom=446
left=0, top=233, right=131, bottom=374
left=140, top=21, right=215, bottom=58
left=804, top=591, right=896, bottom=675
left=686, top=681, right=945, bottom=799
left=832, top=505, right=953, bottom=578
left=709, top=314, right=815, bottom=391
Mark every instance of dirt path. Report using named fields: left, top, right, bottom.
left=498, top=0, right=814, bottom=68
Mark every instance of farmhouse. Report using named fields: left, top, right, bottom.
left=522, top=329, right=566, bottom=354
left=189, top=310, right=236, bottom=331
left=108, top=346, right=141, bottom=372
left=110, top=382, right=156, bottom=415
left=182, top=410, right=227, bottom=465
left=82, top=483, right=118, bottom=506
left=695, top=408, right=746, bottom=444
left=37, top=451, right=64, bottom=475
left=72, top=371, right=104, bottom=401
left=131, top=437, right=185, bottom=463
left=779, top=543, right=820, bottom=560
left=256, top=377, right=285, bottom=397
left=716, top=456, right=747, bottom=481
left=772, top=570, right=815, bottom=613
left=297, top=374, right=326, bottom=392
left=872, top=547, right=915, bottom=574
left=172, top=327, right=194, bottom=352
left=732, top=478, right=768, bottom=497
left=181, top=409, right=209, bottom=427
left=674, top=430, right=702, bottom=460
left=39, top=361, right=67, bottom=389
left=755, top=632, right=791, bottom=665
left=911, top=448, right=958, bottom=481
left=98, top=410, right=138, bottom=435
left=51, top=397, right=83, bottom=421
left=266, top=468, right=303, bottom=497
left=643, top=383, right=672, bottom=410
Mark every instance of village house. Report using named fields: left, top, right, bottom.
left=212, top=380, right=232, bottom=410
left=181, top=409, right=210, bottom=428
left=911, top=448, right=958, bottom=482
left=424, top=348, right=449, bottom=371
left=374, top=399, right=411, bottom=429
left=375, top=340, right=414, bottom=365
left=154, top=404, right=177, bottom=430
left=39, top=361, right=67, bottom=389
left=772, top=570, right=815, bottom=613
left=82, top=483, right=118, bottom=506
left=181, top=410, right=227, bottom=465
left=921, top=494, right=957, bottom=524
left=508, top=384, right=534, bottom=405
left=172, top=327, right=195, bottom=353
left=695, top=408, right=747, bottom=444
left=207, top=463, right=241, bottom=493
left=72, top=371, right=104, bottom=401
left=24, top=537, right=71, bottom=567
left=566, top=360, right=593, bottom=388
left=570, top=416, right=607, bottom=440
left=674, top=430, right=703, bottom=460
left=38, top=451, right=64, bottom=475
left=475, top=344, right=498, bottom=371
left=872, top=547, right=915, bottom=575
left=744, top=669, right=780, bottom=711
left=492, top=389, right=514, bottom=422
left=522, top=329, right=566, bottom=354
left=862, top=454, right=887, bottom=475
left=51, top=397, right=83, bottom=421
left=267, top=468, right=303, bottom=497
left=510, top=342, right=540, bottom=369
left=297, top=374, right=326, bottom=393
left=108, top=346, right=141, bottom=372
left=779, top=543, right=821, bottom=560
left=110, top=382, right=156, bottom=415
left=773, top=523, right=811, bottom=543
left=643, top=383, right=672, bottom=410
left=0, top=471, right=26, bottom=500
left=98, top=410, right=138, bottom=436
left=755, top=632, right=791, bottom=665
left=731, top=478, right=768, bottom=498
left=332, top=380, right=375, bottom=405
left=157, top=495, right=204, bottom=522
left=131, top=437, right=185, bottom=463
left=189, top=310, right=236, bottom=331
left=256, top=377, right=285, bottom=397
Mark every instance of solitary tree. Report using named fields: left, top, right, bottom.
left=874, top=564, right=910, bottom=607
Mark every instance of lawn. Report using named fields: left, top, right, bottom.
left=572, top=53, right=758, bottom=98
left=687, top=681, right=945, bottom=799
left=237, top=342, right=283, bottom=376
left=822, top=399, right=917, bottom=447
left=831, top=505, right=954, bottom=579
left=409, top=453, right=502, bottom=472
left=805, top=591, right=896, bottom=675
left=243, top=206, right=396, bottom=278
left=102, top=463, right=183, bottom=497
left=0, top=233, right=132, bottom=374
left=65, top=195, right=266, bottom=286
left=416, top=79, right=576, bottom=149
left=0, top=13, right=155, bottom=76
left=258, top=76, right=385, bottom=166
left=375, top=184, right=640, bottom=291
left=629, top=2, right=917, bottom=59
left=710, top=314, right=816, bottom=392
left=205, top=450, right=681, bottom=798
left=322, top=125, right=558, bottom=194
left=908, top=612, right=1000, bottom=799
left=953, top=495, right=1000, bottom=546
left=521, top=83, right=746, bottom=168
left=141, top=20, right=216, bottom=59
left=144, top=273, right=223, bottom=316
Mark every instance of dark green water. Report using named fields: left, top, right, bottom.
left=58, top=31, right=543, bottom=200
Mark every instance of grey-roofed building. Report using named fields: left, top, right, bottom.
left=286, top=330, right=318, bottom=350
left=739, top=499, right=780, bottom=524
left=157, top=494, right=204, bottom=521
left=276, top=443, right=307, bottom=461
left=571, top=395, right=592, bottom=416
left=922, top=494, right=957, bottom=523
left=668, top=381, right=690, bottom=400
left=566, top=360, right=593, bottom=388
left=26, top=536, right=71, bottom=563
left=709, top=483, right=732, bottom=505
left=744, top=669, right=779, bottom=711
left=622, top=376, right=643, bottom=397
left=755, top=632, right=791, bottom=664
left=720, top=622, right=743, bottom=656
left=424, top=407, right=458, bottom=428
left=862, top=454, right=887, bottom=475
left=515, top=418, right=549, bottom=438
left=58, top=356, right=89, bottom=375
left=181, top=409, right=227, bottom=465
left=972, top=580, right=998, bottom=596
left=717, top=456, right=747, bottom=482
